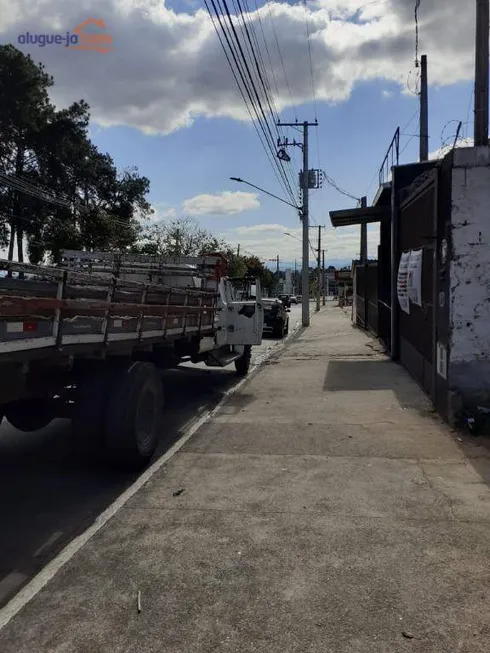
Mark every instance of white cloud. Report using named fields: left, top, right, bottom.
left=234, top=223, right=287, bottom=234
left=429, top=137, right=474, bottom=160
left=145, top=203, right=177, bottom=222
left=182, top=191, right=259, bottom=216
left=382, top=90, right=394, bottom=99
left=219, top=222, right=379, bottom=264
left=0, top=0, right=476, bottom=134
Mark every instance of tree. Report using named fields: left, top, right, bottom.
left=242, top=255, right=276, bottom=295
left=0, top=46, right=152, bottom=264
left=225, top=250, right=248, bottom=278
left=134, top=217, right=270, bottom=282
left=134, top=217, right=227, bottom=257
left=0, top=45, right=53, bottom=263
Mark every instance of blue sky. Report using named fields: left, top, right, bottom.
left=90, top=76, right=474, bottom=268
left=0, top=0, right=476, bottom=269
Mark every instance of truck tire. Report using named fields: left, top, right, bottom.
left=105, top=362, right=164, bottom=471
left=234, top=345, right=252, bottom=377
left=273, top=321, right=285, bottom=339
left=4, top=399, right=54, bottom=432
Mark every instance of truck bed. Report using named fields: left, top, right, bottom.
left=0, top=251, right=223, bottom=361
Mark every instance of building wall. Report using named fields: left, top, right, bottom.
left=449, top=146, right=490, bottom=406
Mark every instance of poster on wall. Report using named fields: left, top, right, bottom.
left=407, top=248, right=423, bottom=307
left=437, top=342, right=447, bottom=379
left=397, top=251, right=410, bottom=314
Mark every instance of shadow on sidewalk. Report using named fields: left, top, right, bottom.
left=323, top=335, right=490, bottom=490
left=323, top=358, right=438, bottom=415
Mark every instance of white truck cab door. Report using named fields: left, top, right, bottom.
left=221, top=279, right=263, bottom=346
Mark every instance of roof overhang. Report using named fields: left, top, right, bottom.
left=329, top=204, right=390, bottom=228
left=372, top=181, right=392, bottom=207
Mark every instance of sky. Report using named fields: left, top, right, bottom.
left=0, top=0, right=478, bottom=269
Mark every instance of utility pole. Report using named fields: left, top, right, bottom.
left=360, top=196, right=367, bottom=263
left=322, top=249, right=326, bottom=306
left=359, top=196, right=368, bottom=329
left=237, top=243, right=240, bottom=257
left=302, top=123, right=310, bottom=326
left=277, top=119, right=318, bottom=327
left=475, top=0, right=489, bottom=145
left=294, top=258, right=297, bottom=295
left=419, top=54, right=429, bottom=161
left=316, top=226, right=322, bottom=312
left=276, top=254, right=279, bottom=275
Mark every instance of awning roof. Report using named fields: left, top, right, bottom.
left=329, top=204, right=390, bottom=228
left=372, top=181, right=392, bottom=207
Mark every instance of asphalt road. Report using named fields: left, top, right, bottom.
left=0, top=303, right=304, bottom=609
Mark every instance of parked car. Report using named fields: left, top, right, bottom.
left=290, top=295, right=298, bottom=304
left=277, top=293, right=291, bottom=308
left=262, top=298, right=289, bottom=338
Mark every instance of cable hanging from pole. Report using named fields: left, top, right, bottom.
left=204, top=0, right=296, bottom=205
left=303, top=0, right=317, bottom=121
left=233, top=0, right=298, bottom=199
left=216, top=0, right=297, bottom=204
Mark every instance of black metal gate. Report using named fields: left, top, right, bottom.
left=355, top=261, right=378, bottom=335
left=397, top=171, right=437, bottom=399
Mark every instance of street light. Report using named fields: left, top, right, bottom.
left=230, top=178, right=300, bottom=211
left=230, top=175, right=309, bottom=326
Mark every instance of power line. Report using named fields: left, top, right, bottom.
left=463, top=88, right=475, bottom=140
left=303, top=0, right=317, bottom=121
left=204, top=0, right=297, bottom=205
left=238, top=0, right=298, bottom=195
left=266, top=1, right=298, bottom=121
left=0, top=172, right=72, bottom=208
left=323, top=174, right=359, bottom=202
left=211, top=0, right=298, bottom=205
left=399, top=119, right=420, bottom=157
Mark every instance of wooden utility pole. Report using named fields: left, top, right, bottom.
left=419, top=54, right=429, bottom=161
left=475, top=0, right=489, bottom=145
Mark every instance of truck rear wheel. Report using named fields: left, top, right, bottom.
left=234, top=345, right=252, bottom=377
left=105, top=362, right=164, bottom=471
left=4, top=399, right=55, bottom=432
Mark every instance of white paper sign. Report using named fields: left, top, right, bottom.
left=437, top=342, right=447, bottom=379
left=397, top=252, right=410, bottom=315
left=407, top=249, right=423, bottom=307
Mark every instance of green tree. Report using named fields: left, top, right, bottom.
left=0, top=46, right=152, bottom=264
left=0, top=44, right=53, bottom=263
left=135, top=217, right=226, bottom=257
left=242, top=255, right=276, bottom=295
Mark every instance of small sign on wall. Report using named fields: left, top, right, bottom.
left=437, top=342, right=447, bottom=379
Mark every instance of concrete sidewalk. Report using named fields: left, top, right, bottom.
left=2, top=306, right=490, bottom=652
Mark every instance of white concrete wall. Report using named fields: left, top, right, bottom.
left=449, top=146, right=490, bottom=402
